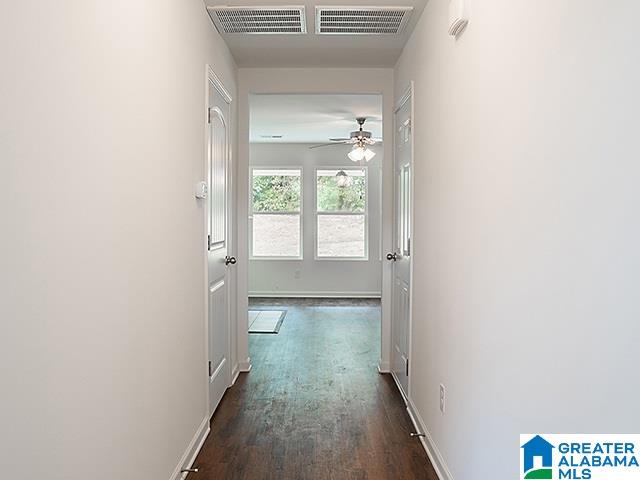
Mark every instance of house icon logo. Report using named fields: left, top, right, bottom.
left=521, top=435, right=555, bottom=479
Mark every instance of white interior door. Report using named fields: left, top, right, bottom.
left=389, top=88, right=413, bottom=399
left=207, top=79, right=233, bottom=416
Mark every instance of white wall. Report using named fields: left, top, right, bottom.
left=249, top=143, right=383, bottom=297
left=0, top=2, right=236, bottom=479
left=395, top=1, right=640, bottom=479
left=237, top=68, right=394, bottom=372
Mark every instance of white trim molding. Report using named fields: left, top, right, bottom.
left=207, top=65, right=233, bottom=103
left=238, top=357, right=252, bottom=372
left=395, top=83, right=412, bottom=112
left=169, top=416, right=210, bottom=480
left=231, top=363, right=240, bottom=386
left=406, top=398, right=454, bottom=480
left=377, top=360, right=391, bottom=373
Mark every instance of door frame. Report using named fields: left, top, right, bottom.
left=235, top=69, right=395, bottom=374
left=391, top=81, right=415, bottom=399
left=204, top=65, right=234, bottom=419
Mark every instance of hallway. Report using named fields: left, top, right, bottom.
left=5, top=1, right=640, bottom=479
left=195, top=300, right=438, bottom=479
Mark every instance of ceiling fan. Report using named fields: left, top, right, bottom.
left=309, top=117, right=381, bottom=162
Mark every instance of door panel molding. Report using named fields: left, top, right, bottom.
left=209, top=107, right=228, bottom=251
left=210, top=356, right=227, bottom=382
left=207, top=65, right=233, bottom=103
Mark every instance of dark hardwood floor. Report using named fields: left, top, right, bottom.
left=193, top=298, right=438, bottom=480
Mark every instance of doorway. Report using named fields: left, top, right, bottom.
left=246, top=94, right=384, bottom=363
left=234, top=69, right=396, bottom=381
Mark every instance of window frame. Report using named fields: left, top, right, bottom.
left=249, top=166, right=303, bottom=260
left=314, top=166, right=369, bottom=261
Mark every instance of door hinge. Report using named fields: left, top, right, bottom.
left=406, top=358, right=409, bottom=377
left=208, top=360, right=213, bottom=377
left=207, top=234, right=211, bottom=250
left=207, top=108, right=211, bottom=124
left=407, top=237, right=411, bottom=256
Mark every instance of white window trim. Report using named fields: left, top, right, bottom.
left=249, top=166, right=303, bottom=260
left=314, top=166, right=369, bottom=261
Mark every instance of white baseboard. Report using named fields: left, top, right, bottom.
left=231, top=363, right=240, bottom=386
left=169, top=416, right=210, bottom=480
left=377, top=360, right=391, bottom=373
left=249, top=291, right=381, bottom=298
left=239, top=357, right=252, bottom=372
left=405, top=398, right=454, bottom=480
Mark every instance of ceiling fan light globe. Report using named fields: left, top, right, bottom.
left=364, top=148, right=376, bottom=162
left=348, top=146, right=366, bottom=162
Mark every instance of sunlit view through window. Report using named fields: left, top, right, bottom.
left=316, top=169, right=367, bottom=258
left=251, top=169, right=302, bottom=257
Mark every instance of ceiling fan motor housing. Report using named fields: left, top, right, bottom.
left=350, top=130, right=372, bottom=139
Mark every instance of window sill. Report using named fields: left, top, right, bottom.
left=314, top=256, right=370, bottom=262
left=250, top=256, right=303, bottom=261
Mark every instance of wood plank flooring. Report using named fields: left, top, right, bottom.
left=193, top=299, right=438, bottom=480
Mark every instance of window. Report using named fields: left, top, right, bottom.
left=251, top=168, right=302, bottom=258
left=316, top=168, right=367, bottom=259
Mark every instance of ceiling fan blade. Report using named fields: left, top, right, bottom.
left=308, top=142, right=349, bottom=149
left=328, top=138, right=351, bottom=142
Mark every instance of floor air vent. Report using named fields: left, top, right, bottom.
left=315, top=6, right=413, bottom=34
left=208, top=6, right=306, bottom=34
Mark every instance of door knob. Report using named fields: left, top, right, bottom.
left=386, top=252, right=398, bottom=261
left=225, top=256, right=237, bottom=265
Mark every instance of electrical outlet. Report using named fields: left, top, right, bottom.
left=439, top=383, right=446, bottom=414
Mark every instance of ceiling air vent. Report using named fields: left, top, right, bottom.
left=315, top=6, right=413, bottom=35
left=208, top=6, right=306, bottom=34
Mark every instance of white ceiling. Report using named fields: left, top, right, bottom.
left=205, top=0, right=427, bottom=67
left=250, top=94, right=382, bottom=143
